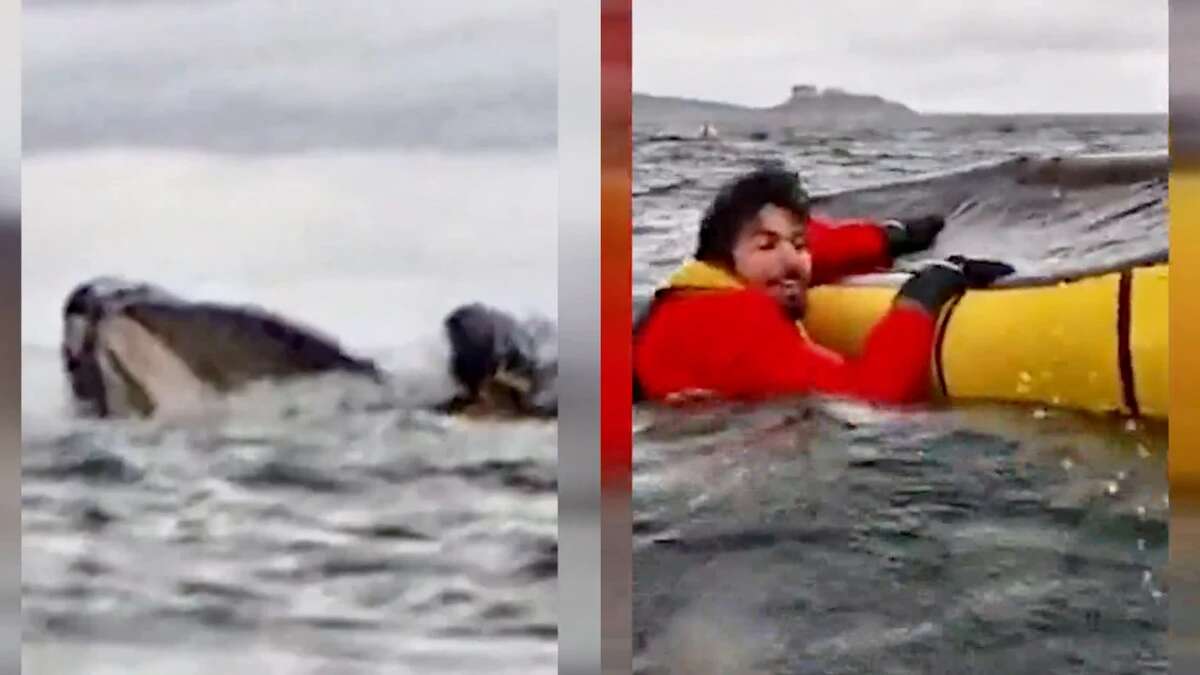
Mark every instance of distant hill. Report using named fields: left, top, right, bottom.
left=634, top=85, right=921, bottom=136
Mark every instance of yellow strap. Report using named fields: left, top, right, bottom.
left=664, top=259, right=746, bottom=290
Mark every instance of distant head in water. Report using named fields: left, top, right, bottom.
left=695, top=168, right=814, bottom=319
left=442, top=303, right=557, bottom=418
left=60, top=276, right=382, bottom=419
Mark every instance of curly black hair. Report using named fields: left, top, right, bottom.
left=694, top=167, right=811, bottom=266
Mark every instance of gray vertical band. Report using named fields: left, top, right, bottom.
left=1172, top=0, right=1200, bottom=159
left=558, top=0, right=602, bottom=672
left=0, top=223, right=17, bottom=675
left=0, top=0, right=19, bottom=666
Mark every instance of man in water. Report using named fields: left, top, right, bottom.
left=633, top=167, right=1013, bottom=405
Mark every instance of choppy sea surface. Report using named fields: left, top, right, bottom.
left=22, top=2, right=559, bottom=673
left=632, top=116, right=1169, bottom=674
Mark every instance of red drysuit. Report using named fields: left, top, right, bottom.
left=633, top=215, right=937, bottom=405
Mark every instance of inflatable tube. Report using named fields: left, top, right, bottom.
left=802, top=262, right=1167, bottom=419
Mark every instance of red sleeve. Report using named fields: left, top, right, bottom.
left=806, top=213, right=893, bottom=285
left=728, top=294, right=937, bottom=404
left=636, top=290, right=937, bottom=405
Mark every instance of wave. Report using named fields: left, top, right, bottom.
left=810, top=151, right=1167, bottom=275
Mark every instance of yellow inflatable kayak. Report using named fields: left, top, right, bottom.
left=803, top=260, right=1168, bottom=420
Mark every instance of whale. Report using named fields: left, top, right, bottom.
left=59, top=277, right=557, bottom=420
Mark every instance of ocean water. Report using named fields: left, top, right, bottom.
left=21, top=2, right=558, bottom=673
left=633, top=116, right=1166, bottom=298
left=631, top=117, right=1169, bottom=674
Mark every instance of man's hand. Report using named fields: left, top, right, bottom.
left=895, top=255, right=1016, bottom=314
left=664, top=388, right=721, bottom=407
left=883, top=214, right=945, bottom=257
left=945, top=255, right=1016, bottom=288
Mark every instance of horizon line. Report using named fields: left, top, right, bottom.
left=632, top=90, right=1168, bottom=118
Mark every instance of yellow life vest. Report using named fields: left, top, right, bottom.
left=659, top=259, right=813, bottom=341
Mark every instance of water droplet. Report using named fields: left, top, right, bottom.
left=1116, top=470, right=1127, bottom=481
left=1138, top=538, right=1146, bottom=551
left=1018, top=371, right=1033, bottom=383
left=1106, top=481, right=1119, bottom=496
left=1137, top=444, right=1151, bottom=459
left=1125, top=419, right=1139, bottom=433
left=1032, top=408, right=1048, bottom=420
left=1051, top=396, right=1062, bottom=406
left=1060, top=458, right=1074, bottom=471
left=1137, top=506, right=1147, bottom=521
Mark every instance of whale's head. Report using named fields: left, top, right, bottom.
left=61, top=277, right=181, bottom=417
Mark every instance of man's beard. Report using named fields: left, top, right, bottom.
left=772, top=284, right=807, bottom=321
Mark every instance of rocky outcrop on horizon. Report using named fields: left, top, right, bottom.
left=634, top=84, right=921, bottom=136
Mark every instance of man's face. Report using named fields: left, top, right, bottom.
left=730, top=204, right=812, bottom=319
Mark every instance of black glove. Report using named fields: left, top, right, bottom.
left=896, top=255, right=1015, bottom=314
left=883, top=214, right=945, bottom=257
left=947, top=255, right=1017, bottom=287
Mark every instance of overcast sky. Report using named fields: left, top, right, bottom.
left=0, top=0, right=17, bottom=209
left=23, top=0, right=555, bottom=154
left=633, top=0, right=1167, bottom=114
